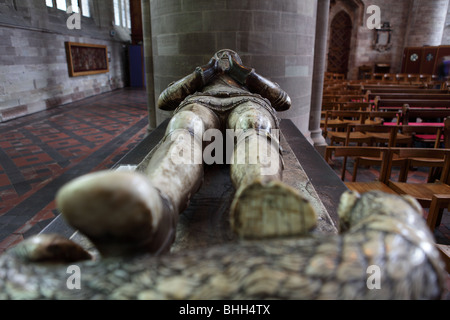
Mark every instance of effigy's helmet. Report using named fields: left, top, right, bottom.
left=213, top=49, right=243, bottom=71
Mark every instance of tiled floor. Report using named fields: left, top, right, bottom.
left=0, top=88, right=149, bottom=253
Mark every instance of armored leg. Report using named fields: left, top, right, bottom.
left=142, top=103, right=220, bottom=214
left=226, top=103, right=317, bottom=239
left=56, top=103, right=220, bottom=257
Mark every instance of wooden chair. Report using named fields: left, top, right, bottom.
left=340, top=102, right=372, bottom=112
left=323, top=110, right=366, bottom=140
left=419, top=74, right=432, bottom=84
left=320, top=102, right=335, bottom=115
left=325, top=146, right=397, bottom=194
left=370, top=126, right=412, bottom=146
left=342, top=125, right=409, bottom=182
left=387, top=148, right=450, bottom=229
left=345, top=124, right=398, bottom=146
left=338, top=124, right=399, bottom=177
left=366, top=110, right=400, bottom=127
left=363, top=111, right=412, bottom=146
left=337, top=95, right=367, bottom=103
left=396, top=74, right=408, bottom=83
left=428, top=194, right=450, bottom=232
left=436, top=243, right=450, bottom=273
left=383, top=73, right=395, bottom=82
left=407, top=74, right=420, bottom=83
left=399, top=124, right=448, bottom=182
left=320, top=102, right=342, bottom=129
left=373, top=73, right=384, bottom=81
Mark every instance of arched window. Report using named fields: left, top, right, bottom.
left=45, top=0, right=90, bottom=17
left=113, top=0, right=131, bottom=29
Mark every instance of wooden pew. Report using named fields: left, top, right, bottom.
left=365, top=88, right=448, bottom=94
left=347, top=83, right=427, bottom=91
left=401, top=105, right=450, bottom=124
left=368, top=93, right=450, bottom=101
left=374, top=98, right=450, bottom=111
left=340, top=102, right=372, bottom=111
left=322, top=110, right=366, bottom=140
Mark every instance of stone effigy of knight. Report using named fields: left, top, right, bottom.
left=0, top=50, right=446, bottom=300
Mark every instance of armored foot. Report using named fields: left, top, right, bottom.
left=56, top=170, right=176, bottom=257
left=230, top=179, right=317, bottom=239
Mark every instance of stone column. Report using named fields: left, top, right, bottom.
left=141, top=0, right=157, bottom=130
left=405, top=0, right=449, bottom=46
left=149, top=0, right=318, bottom=136
left=309, top=0, right=329, bottom=154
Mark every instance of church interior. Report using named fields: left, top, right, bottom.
left=1, top=0, right=450, bottom=300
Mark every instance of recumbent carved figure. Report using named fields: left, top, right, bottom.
left=55, top=49, right=317, bottom=257
left=0, top=50, right=446, bottom=300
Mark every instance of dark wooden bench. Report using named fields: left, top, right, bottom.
left=366, top=88, right=449, bottom=95
left=375, top=98, right=450, bottom=111
left=347, top=83, right=428, bottom=92
left=368, top=93, right=450, bottom=101
left=401, top=105, right=450, bottom=124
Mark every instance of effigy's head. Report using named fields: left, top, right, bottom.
left=213, top=49, right=242, bottom=71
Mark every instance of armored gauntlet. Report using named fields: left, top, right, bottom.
left=157, top=58, right=219, bottom=111
left=227, top=55, right=291, bottom=112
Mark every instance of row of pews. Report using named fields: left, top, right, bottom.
left=321, top=73, right=450, bottom=271
left=321, top=73, right=450, bottom=146
left=321, top=74, right=450, bottom=272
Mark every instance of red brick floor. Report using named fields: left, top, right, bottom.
left=0, top=88, right=149, bottom=253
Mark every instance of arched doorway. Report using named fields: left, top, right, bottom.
left=327, top=10, right=352, bottom=76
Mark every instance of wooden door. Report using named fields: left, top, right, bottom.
left=327, top=11, right=352, bottom=76
left=403, top=47, right=422, bottom=74
left=420, top=47, right=438, bottom=75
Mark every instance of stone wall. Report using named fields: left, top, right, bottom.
left=329, top=0, right=449, bottom=79
left=328, top=0, right=410, bottom=79
left=0, top=0, right=131, bottom=122
left=440, top=4, right=450, bottom=44
left=147, top=0, right=318, bottom=136
left=405, top=0, right=449, bottom=47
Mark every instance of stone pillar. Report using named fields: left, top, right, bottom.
left=309, top=0, right=329, bottom=154
left=405, top=0, right=449, bottom=46
left=141, top=0, right=157, bottom=130
left=149, top=0, right=317, bottom=136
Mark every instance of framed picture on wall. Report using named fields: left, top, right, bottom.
left=65, top=42, right=109, bottom=77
